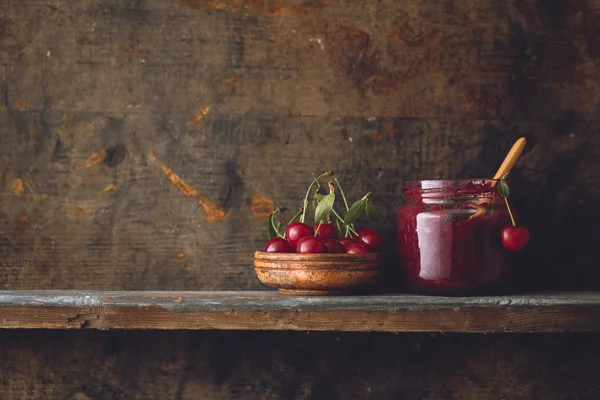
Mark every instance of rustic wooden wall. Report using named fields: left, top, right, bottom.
left=2, top=0, right=600, bottom=399
left=2, top=0, right=600, bottom=291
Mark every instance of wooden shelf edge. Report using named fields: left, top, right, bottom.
left=1, top=290, right=600, bottom=333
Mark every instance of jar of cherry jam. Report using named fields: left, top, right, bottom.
left=397, top=179, right=514, bottom=295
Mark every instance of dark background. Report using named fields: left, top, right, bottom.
left=1, top=0, right=600, bottom=398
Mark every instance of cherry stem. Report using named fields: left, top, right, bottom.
left=330, top=208, right=345, bottom=224
left=300, top=171, right=333, bottom=223
left=334, top=178, right=349, bottom=211
left=333, top=178, right=355, bottom=234
left=335, top=217, right=341, bottom=232
left=314, top=222, right=322, bottom=236
left=271, top=208, right=284, bottom=239
left=503, top=197, right=517, bottom=227
left=287, top=208, right=303, bottom=227
left=499, top=176, right=516, bottom=227
left=331, top=208, right=352, bottom=237
left=315, top=177, right=355, bottom=235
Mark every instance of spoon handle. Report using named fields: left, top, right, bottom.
left=493, top=137, right=526, bottom=180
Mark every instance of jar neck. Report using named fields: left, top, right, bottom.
left=413, top=194, right=504, bottom=207
left=404, top=179, right=504, bottom=206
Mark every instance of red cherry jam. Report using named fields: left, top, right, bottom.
left=397, top=179, right=515, bottom=295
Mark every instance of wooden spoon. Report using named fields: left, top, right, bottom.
left=468, top=137, right=526, bottom=219
left=493, top=137, right=526, bottom=180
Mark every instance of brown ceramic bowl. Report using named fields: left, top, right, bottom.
left=253, top=251, right=383, bottom=295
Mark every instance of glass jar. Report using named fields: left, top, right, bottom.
left=397, top=179, right=514, bottom=295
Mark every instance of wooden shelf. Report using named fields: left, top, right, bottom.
left=1, top=291, right=600, bottom=332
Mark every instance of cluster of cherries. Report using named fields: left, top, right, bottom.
left=264, top=222, right=381, bottom=254
left=262, top=171, right=381, bottom=255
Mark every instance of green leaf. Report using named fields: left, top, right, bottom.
left=344, top=198, right=367, bottom=225
left=314, top=192, right=335, bottom=223
left=313, top=191, right=326, bottom=202
left=498, top=180, right=510, bottom=199
left=267, top=209, right=281, bottom=239
left=365, top=200, right=379, bottom=221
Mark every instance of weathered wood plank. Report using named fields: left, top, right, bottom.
left=3, top=330, right=600, bottom=399
left=2, top=291, right=600, bottom=332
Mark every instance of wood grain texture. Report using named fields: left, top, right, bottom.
left=1, top=1, right=600, bottom=294
left=2, top=2, right=600, bottom=399
left=2, top=290, right=600, bottom=332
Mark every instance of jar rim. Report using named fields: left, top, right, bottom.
left=403, top=178, right=503, bottom=197
left=404, top=178, right=500, bottom=186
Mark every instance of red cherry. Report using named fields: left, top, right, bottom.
left=357, top=229, right=381, bottom=252
left=346, top=243, right=368, bottom=254
left=285, top=222, right=315, bottom=247
left=263, top=238, right=293, bottom=253
left=323, top=239, right=345, bottom=253
left=501, top=225, right=530, bottom=251
left=313, top=223, right=338, bottom=240
left=338, top=237, right=357, bottom=249
left=296, top=236, right=326, bottom=253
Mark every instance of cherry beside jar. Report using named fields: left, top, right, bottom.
left=397, top=179, right=515, bottom=295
